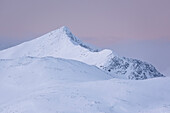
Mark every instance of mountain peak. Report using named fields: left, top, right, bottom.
left=53, top=26, right=81, bottom=44
left=51, top=26, right=99, bottom=52
left=58, top=26, right=71, bottom=34
left=60, top=26, right=70, bottom=32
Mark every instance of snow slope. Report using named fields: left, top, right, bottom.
left=0, top=56, right=112, bottom=111
left=0, top=57, right=111, bottom=86
left=0, top=26, right=163, bottom=80
left=0, top=57, right=170, bottom=113
left=0, top=26, right=111, bottom=67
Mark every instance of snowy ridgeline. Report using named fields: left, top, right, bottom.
left=0, top=56, right=170, bottom=113
left=0, top=26, right=164, bottom=80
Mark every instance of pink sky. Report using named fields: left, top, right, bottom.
left=0, top=0, right=170, bottom=73
left=0, top=0, right=170, bottom=42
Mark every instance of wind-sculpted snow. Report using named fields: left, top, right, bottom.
left=0, top=26, right=164, bottom=80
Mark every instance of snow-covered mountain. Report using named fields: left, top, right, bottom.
left=0, top=26, right=169, bottom=113
left=0, top=26, right=163, bottom=80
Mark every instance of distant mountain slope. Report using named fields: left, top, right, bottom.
left=0, top=26, right=164, bottom=80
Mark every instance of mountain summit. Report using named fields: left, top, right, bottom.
left=0, top=26, right=164, bottom=80
left=55, top=26, right=82, bottom=45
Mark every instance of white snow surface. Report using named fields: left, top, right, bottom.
left=0, top=57, right=170, bottom=113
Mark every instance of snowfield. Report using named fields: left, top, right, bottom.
left=0, top=57, right=170, bottom=113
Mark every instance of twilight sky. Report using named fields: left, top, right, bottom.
left=0, top=0, right=170, bottom=73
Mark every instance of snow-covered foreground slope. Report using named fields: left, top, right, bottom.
left=0, top=57, right=111, bottom=86
left=0, top=57, right=112, bottom=112
left=0, top=26, right=163, bottom=80
left=0, top=63, right=170, bottom=113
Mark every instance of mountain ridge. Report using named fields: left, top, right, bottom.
left=0, top=26, right=164, bottom=80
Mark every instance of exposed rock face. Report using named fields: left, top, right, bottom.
left=101, top=56, right=164, bottom=80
